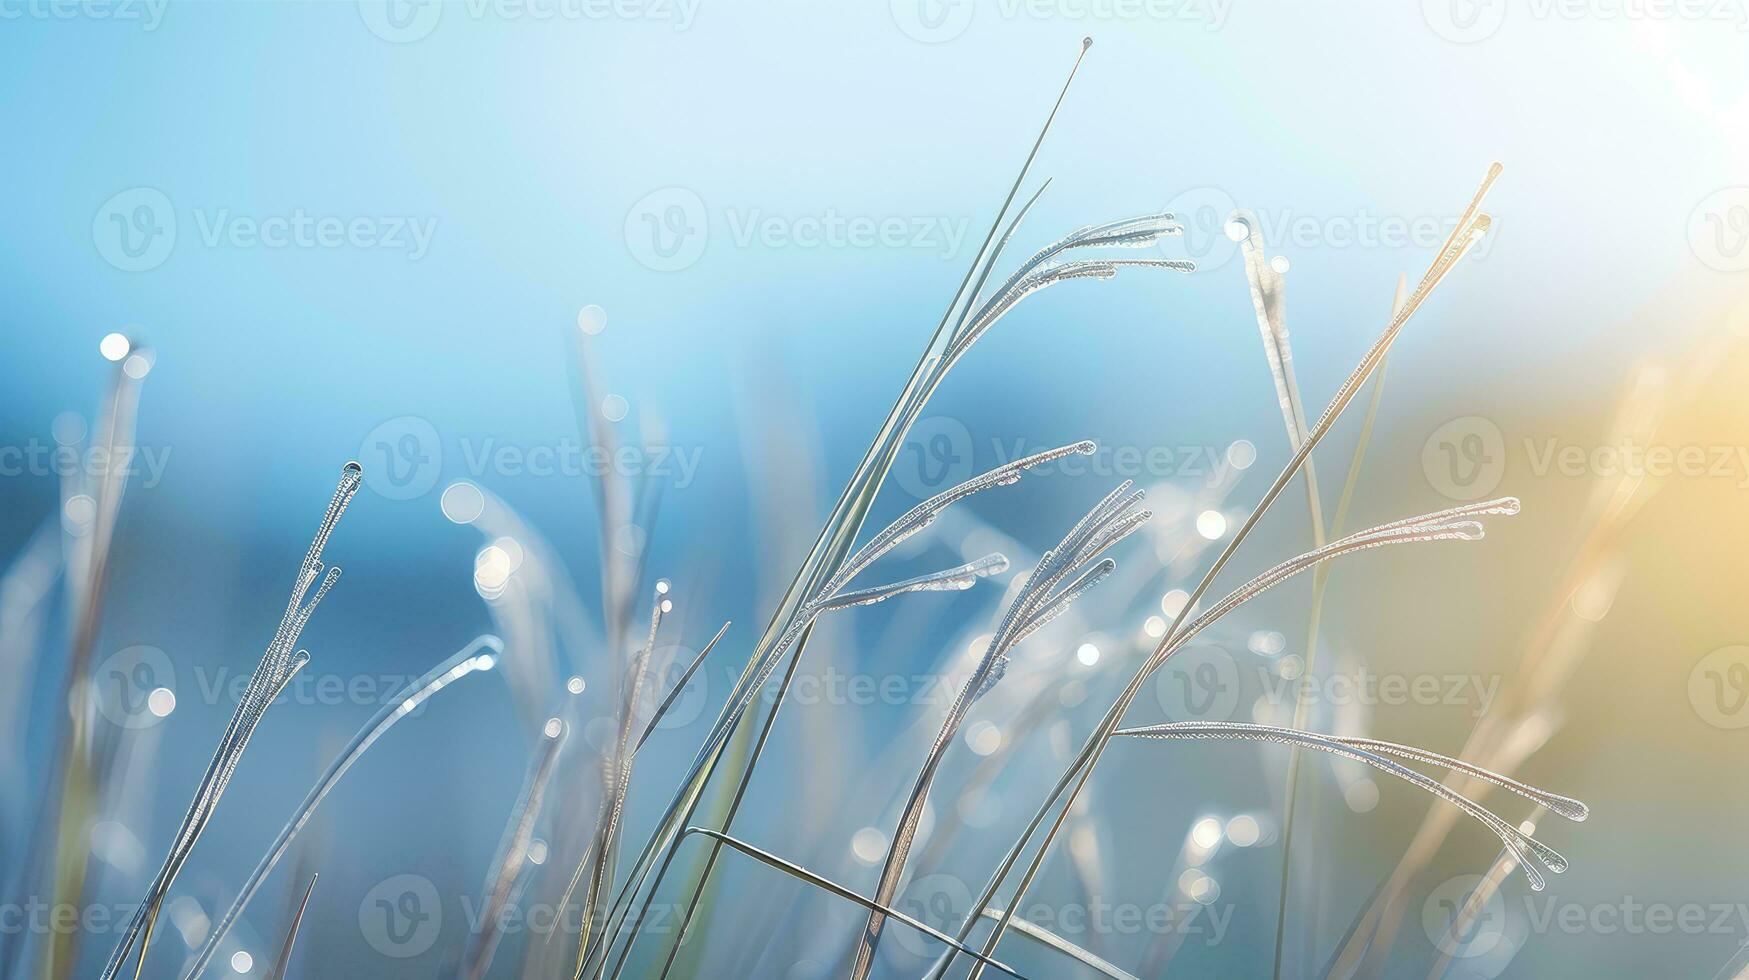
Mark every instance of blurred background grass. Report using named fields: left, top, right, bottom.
left=2, top=2, right=1747, bottom=977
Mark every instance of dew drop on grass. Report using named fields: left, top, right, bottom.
left=122, top=351, right=153, bottom=379
left=850, top=827, right=887, bottom=865
left=1195, top=509, right=1227, bottom=540
left=1344, top=777, right=1380, bottom=812
left=147, top=687, right=176, bottom=717
left=99, top=332, right=130, bottom=361
left=1226, top=814, right=1261, bottom=847
left=51, top=411, right=86, bottom=446
left=1248, top=630, right=1286, bottom=656
left=1160, top=589, right=1189, bottom=618
left=965, top=720, right=1002, bottom=756
left=1227, top=439, right=1258, bottom=469
left=577, top=304, right=607, bottom=336
left=441, top=481, right=486, bottom=524
left=1190, top=816, right=1223, bottom=850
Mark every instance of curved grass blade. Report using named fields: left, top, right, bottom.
left=979, top=908, right=1140, bottom=980
left=629, top=41, right=1103, bottom=980
left=104, top=462, right=362, bottom=980
left=1115, top=722, right=1585, bottom=888
left=852, top=487, right=1148, bottom=978
left=463, top=718, right=570, bottom=980
left=947, top=168, right=1505, bottom=980
left=182, top=636, right=501, bottom=979
left=677, top=827, right=1029, bottom=980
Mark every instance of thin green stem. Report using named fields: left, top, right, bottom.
left=947, top=169, right=1497, bottom=977
left=1269, top=304, right=1395, bottom=980
left=609, top=41, right=1095, bottom=980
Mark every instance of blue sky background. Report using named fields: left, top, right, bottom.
left=3, top=2, right=1748, bottom=977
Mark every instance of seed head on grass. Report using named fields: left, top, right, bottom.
left=851, top=480, right=1150, bottom=980
left=101, top=462, right=362, bottom=980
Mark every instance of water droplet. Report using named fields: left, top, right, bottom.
left=474, top=545, right=514, bottom=598
left=850, top=827, right=887, bottom=864
left=62, top=494, right=97, bottom=532
left=965, top=720, right=1002, bottom=756
left=577, top=304, right=607, bottom=336
left=1248, top=631, right=1286, bottom=656
left=1227, top=439, right=1258, bottom=470
left=601, top=394, right=629, bottom=422
left=147, top=687, right=176, bottom=718
left=1226, top=814, right=1261, bottom=847
left=1344, top=778, right=1380, bottom=812
left=1195, top=509, right=1227, bottom=540
left=1190, top=816, right=1223, bottom=849
left=51, top=412, right=86, bottom=447
left=1160, top=590, right=1189, bottom=618
left=440, top=482, right=485, bottom=524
